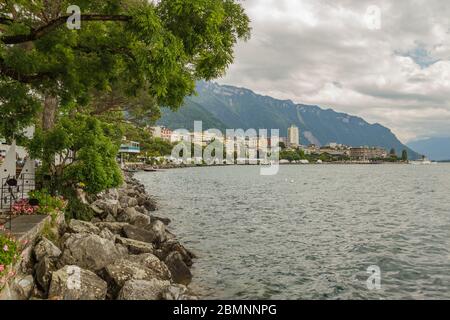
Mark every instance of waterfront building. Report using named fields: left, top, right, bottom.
left=350, top=147, right=387, bottom=160
left=319, top=144, right=351, bottom=157
left=319, top=148, right=349, bottom=157
left=119, top=138, right=141, bottom=154
left=149, top=126, right=174, bottom=142
left=287, top=125, right=300, bottom=148
left=303, top=144, right=320, bottom=155
left=118, top=138, right=141, bottom=168
left=169, top=131, right=190, bottom=143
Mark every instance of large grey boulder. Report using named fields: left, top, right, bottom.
left=162, top=284, right=198, bottom=301
left=128, top=197, right=139, bottom=207
left=95, top=222, right=128, bottom=235
left=143, top=199, right=157, bottom=212
left=35, top=257, right=57, bottom=291
left=118, top=195, right=131, bottom=209
left=135, top=206, right=148, bottom=214
left=116, top=208, right=133, bottom=223
left=117, top=207, right=151, bottom=228
left=91, top=217, right=102, bottom=224
left=128, top=253, right=171, bottom=280
left=104, top=214, right=116, bottom=222
left=102, top=255, right=171, bottom=297
left=98, top=228, right=116, bottom=242
left=151, top=215, right=171, bottom=226
left=123, top=224, right=157, bottom=243
left=146, top=220, right=167, bottom=244
left=164, top=252, right=192, bottom=285
left=91, top=199, right=119, bottom=217
left=59, top=233, right=123, bottom=272
left=9, top=275, right=35, bottom=300
left=97, top=188, right=119, bottom=201
left=33, top=237, right=62, bottom=293
left=118, top=189, right=127, bottom=200
left=116, top=237, right=154, bottom=255
left=130, top=213, right=151, bottom=228
left=34, top=237, right=61, bottom=262
left=118, top=279, right=170, bottom=300
left=154, top=239, right=196, bottom=267
left=89, top=203, right=105, bottom=217
left=48, top=266, right=107, bottom=300
left=125, top=187, right=139, bottom=198
left=137, top=195, right=152, bottom=206
left=67, top=219, right=101, bottom=235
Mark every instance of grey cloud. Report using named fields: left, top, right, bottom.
left=219, top=0, right=450, bottom=141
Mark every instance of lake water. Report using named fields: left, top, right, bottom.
left=135, top=164, right=450, bottom=300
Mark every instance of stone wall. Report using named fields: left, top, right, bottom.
left=0, top=213, right=65, bottom=300
left=2, top=173, right=198, bottom=300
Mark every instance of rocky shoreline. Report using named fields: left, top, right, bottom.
left=21, top=173, right=198, bottom=300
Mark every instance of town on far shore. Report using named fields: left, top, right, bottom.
left=116, top=124, right=418, bottom=168
left=0, top=124, right=434, bottom=170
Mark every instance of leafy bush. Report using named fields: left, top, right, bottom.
left=29, top=189, right=67, bottom=219
left=62, top=189, right=94, bottom=222
left=28, top=115, right=123, bottom=195
left=0, top=234, right=19, bottom=288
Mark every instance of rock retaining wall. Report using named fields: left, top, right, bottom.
left=2, top=173, right=197, bottom=300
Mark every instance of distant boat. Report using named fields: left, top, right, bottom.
left=409, top=157, right=436, bottom=165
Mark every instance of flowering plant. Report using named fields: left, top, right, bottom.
left=28, top=189, right=67, bottom=216
left=12, top=199, right=38, bottom=216
left=0, top=234, right=19, bottom=289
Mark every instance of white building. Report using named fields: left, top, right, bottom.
left=0, top=142, right=27, bottom=160
left=287, top=125, right=300, bottom=148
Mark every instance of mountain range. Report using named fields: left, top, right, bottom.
left=407, top=137, right=450, bottom=161
left=158, top=81, right=420, bottom=159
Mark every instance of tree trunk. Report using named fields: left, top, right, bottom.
left=42, top=95, right=58, bottom=131
left=41, top=95, right=58, bottom=178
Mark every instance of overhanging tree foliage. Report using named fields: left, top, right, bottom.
left=0, top=0, right=251, bottom=135
left=0, top=0, right=250, bottom=193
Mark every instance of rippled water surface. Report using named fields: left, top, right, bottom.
left=135, top=164, right=450, bottom=299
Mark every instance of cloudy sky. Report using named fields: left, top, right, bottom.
left=218, top=0, right=450, bottom=143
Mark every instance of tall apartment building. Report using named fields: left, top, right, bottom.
left=287, top=125, right=300, bottom=148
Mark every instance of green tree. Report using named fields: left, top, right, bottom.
left=401, top=149, right=408, bottom=161
left=389, top=148, right=398, bottom=161
left=0, top=0, right=250, bottom=135
left=280, top=150, right=300, bottom=163
left=1, top=0, right=250, bottom=196
left=147, top=138, right=174, bottom=157
left=296, top=148, right=306, bottom=159
left=390, top=148, right=397, bottom=156
left=319, top=153, right=331, bottom=162
left=28, top=114, right=123, bottom=194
